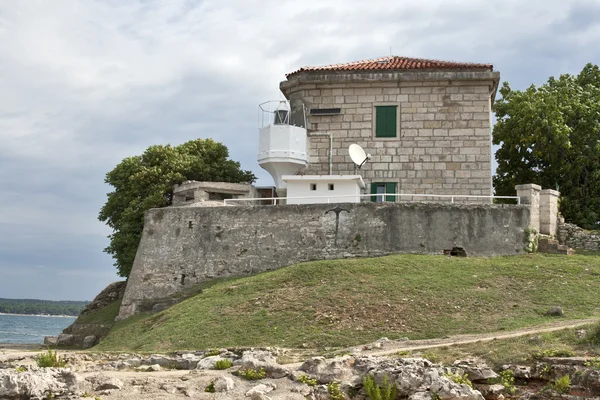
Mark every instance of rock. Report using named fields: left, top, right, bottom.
left=480, top=384, right=505, bottom=399
left=408, top=392, right=434, bottom=400
left=546, top=306, right=564, bottom=316
left=197, top=355, right=226, bottom=369
left=214, top=376, right=234, bottom=392
left=82, top=335, right=97, bottom=349
left=95, top=376, right=124, bottom=391
left=44, top=336, right=58, bottom=346
left=56, top=334, right=75, bottom=346
left=0, top=367, right=82, bottom=399
left=250, top=393, right=272, bottom=400
left=136, top=364, right=161, bottom=372
left=502, top=365, right=531, bottom=379
left=299, top=356, right=359, bottom=385
left=453, top=360, right=498, bottom=381
left=246, top=382, right=276, bottom=397
left=240, top=350, right=289, bottom=379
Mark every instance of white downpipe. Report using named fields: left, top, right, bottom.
left=309, top=132, right=332, bottom=175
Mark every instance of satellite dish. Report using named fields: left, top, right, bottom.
left=349, top=144, right=370, bottom=168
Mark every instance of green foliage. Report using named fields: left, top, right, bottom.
left=445, top=372, right=473, bottom=388
left=422, top=351, right=441, bottom=363
left=529, top=348, right=575, bottom=360
left=35, top=349, right=67, bottom=368
left=327, top=382, right=346, bottom=400
left=0, top=298, right=87, bottom=316
left=98, top=138, right=256, bottom=277
left=493, top=63, right=600, bottom=228
left=584, top=324, right=600, bottom=345
left=213, top=359, right=233, bottom=370
left=431, top=392, right=442, bottom=400
left=203, top=349, right=221, bottom=357
left=238, top=367, right=266, bottom=380
left=488, top=370, right=517, bottom=395
left=205, top=381, right=216, bottom=393
left=523, top=228, right=539, bottom=253
left=584, top=357, right=600, bottom=369
left=297, top=375, right=317, bottom=386
left=362, top=374, right=398, bottom=400
left=15, top=366, right=27, bottom=373
left=552, top=375, right=571, bottom=394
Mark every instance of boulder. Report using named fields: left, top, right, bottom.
left=0, top=367, right=82, bottom=399
left=246, top=382, right=276, bottom=397
left=43, top=336, right=58, bottom=346
left=214, top=376, right=234, bottom=392
left=240, top=350, right=289, bottom=379
left=197, top=355, right=226, bottom=370
left=95, top=376, right=124, bottom=391
left=56, top=334, right=75, bottom=346
left=299, top=356, right=359, bottom=386
left=82, top=335, right=97, bottom=349
left=546, top=306, right=564, bottom=316
left=452, top=360, right=498, bottom=381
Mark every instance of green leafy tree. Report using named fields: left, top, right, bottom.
left=493, top=63, right=600, bottom=228
left=99, top=138, right=255, bottom=277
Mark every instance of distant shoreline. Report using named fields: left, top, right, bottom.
left=0, top=312, right=77, bottom=318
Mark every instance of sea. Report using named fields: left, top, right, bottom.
left=0, top=313, right=76, bottom=344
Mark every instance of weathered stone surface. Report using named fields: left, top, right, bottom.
left=558, top=220, right=600, bottom=251
left=245, top=382, right=276, bottom=397
left=82, top=335, right=97, bottom=349
left=214, top=375, right=235, bottom=392
left=0, top=368, right=82, bottom=399
left=43, top=336, right=58, bottom=346
left=56, top=334, right=75, bottom=346
left=453, top=359, right=498, bottom=381
left=197, top=355, right=226, bottom=370
left=119, top=202, right=530, bottom=319
left=299, top=356, right=359, bottom=385
left=94, top=376, right=124, bottom=391
left=240, top=350, right=289, bottom=379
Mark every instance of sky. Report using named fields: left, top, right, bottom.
left=0, top=0, right=599, bottom=301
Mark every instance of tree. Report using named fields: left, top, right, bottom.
left=99, top=138, right=256, bottom=277
left=493, top=63, right=600, bottom=228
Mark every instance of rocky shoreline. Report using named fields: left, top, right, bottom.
left=1, top=342, right=599, bottom=400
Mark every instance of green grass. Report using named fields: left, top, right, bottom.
left=96, top=253, right=600, bottom=352
left=76, top=299, right=122, bottom=326
left=403, top=323, right=600, bottom=368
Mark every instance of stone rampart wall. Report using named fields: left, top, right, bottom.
left=118, top=202, right=529, bottom=319
left=557, top=221, right=600, bottom=251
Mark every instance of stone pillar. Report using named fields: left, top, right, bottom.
left=539, top=189, right=560, bottom=236
left=515, top=184, right=541, bottom=232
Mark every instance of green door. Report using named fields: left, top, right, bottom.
left=371, top=182, right=397, bottom=202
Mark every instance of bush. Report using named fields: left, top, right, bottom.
left=363, top=374, right=398, bottom=400
left=488, top=370, right=517, bottom=395
left=238, top=367, right=266, bottom=380
left=205, top=381, right=215, bottom=393
left=584, top=357, right=600, bottom=369
left=584, top=324, right=600, bottom=345
left=552, top=375, right=571, bottom=394
left=445, top=372, right=473, bottom=388
left=327, top=382, right=345, bottom=400
left=35, top=349, right=66, bottom=368
left=213, top=359, right=233, bottom=370
left=297, top=375, right=317, bottom=386
left=529, top=348, right=575, bottom=360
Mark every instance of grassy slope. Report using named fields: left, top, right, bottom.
left=97, top=253, right=600, bottom=352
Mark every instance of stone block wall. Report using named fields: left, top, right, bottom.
left=281, top=70, right=499, bottom=197
left=557, top=221, right=600, bottom=251
left=118, top=202, right=529, bottom=319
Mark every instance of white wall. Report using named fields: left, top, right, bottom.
left=286, top=179, right=362, bottom=204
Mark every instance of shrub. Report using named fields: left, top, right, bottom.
left=35, top=349, right=66, bottom=368
left=238, top=367, right=266, bottom=380
left=214, top=359, right=233, bottom=370
left=363, top=374, right=398, bottom=400
left=327, top=382, right=345, bottom=400
left=584, top=357, right=600, bottom=369
left=584, top=324, right=600, bottom=345
left=297, top=375, right=317, bottom=386
left=203, top=349, right=220, bottom=357
left=445, top=372, right=473, bottom=388
left=529, top=348, right=574, bottom=360
left=205, top=381, right=216, bottom=393
left=15, top=366, right=27, bottom=373
left=552, top=375, right=571, bottom=394
left=488, top=370, right=517, bottom=395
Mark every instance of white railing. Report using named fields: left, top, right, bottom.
left=223, top=193, right=521, bottom=206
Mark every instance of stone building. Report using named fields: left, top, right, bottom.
left=280, top=56, right=500, bottom=198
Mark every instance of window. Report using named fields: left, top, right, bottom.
left=310, top=183, right=317, bottom=191
left=328, top=183, right=335, bottom=191
left=371, top=182, right=397, bottom=202
left=375, top=105, right=397, bottom=138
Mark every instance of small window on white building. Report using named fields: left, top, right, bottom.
left=328, top=183, right=335, bottom=191
left=310, top=183, right=317, bottom=191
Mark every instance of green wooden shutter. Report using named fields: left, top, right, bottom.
left=375, top=106, right=397, bottom=138
left=371, top=183, right=377, bottom=202
left=385, top=183, right=397, bottom=202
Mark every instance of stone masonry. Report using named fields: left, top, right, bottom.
left=280, top=67, right=500, bottom=197
left=117, top=201, right=529, bottom=319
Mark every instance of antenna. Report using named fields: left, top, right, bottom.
left=349, top=144, right=370, bottom=169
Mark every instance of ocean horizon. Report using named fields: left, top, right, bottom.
left=0, top=313, right=76, bottom=344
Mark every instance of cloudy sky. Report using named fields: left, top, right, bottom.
left=0, top=0, right=599, bottom=301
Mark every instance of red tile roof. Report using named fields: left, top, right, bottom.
left=286, top=56, right=494, bottom=77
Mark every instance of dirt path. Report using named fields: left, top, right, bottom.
left=352, top=318, right=599, bottom=359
